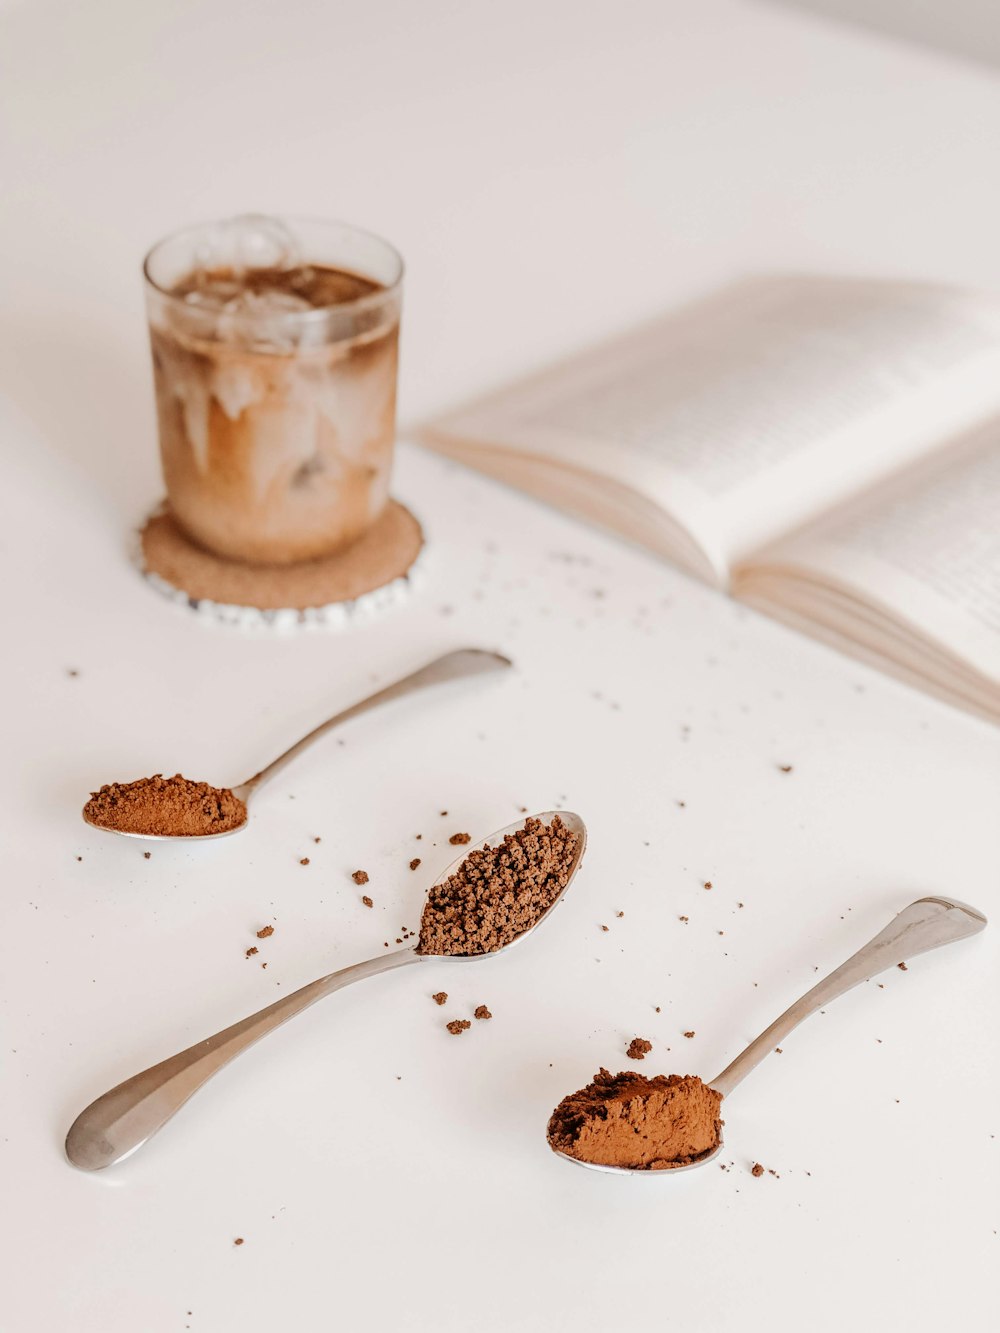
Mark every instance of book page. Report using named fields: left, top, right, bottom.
left=735, top=429, right=1000, bottom=716
left=423, top=276, right=1000, bottom=579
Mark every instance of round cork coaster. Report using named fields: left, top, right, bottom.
left=138, top=499, right=425, bottom=630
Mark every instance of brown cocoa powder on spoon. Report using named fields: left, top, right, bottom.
left=83, top=774, right=246, bottom=837
left=547, top=1068, right=722, bottom=1170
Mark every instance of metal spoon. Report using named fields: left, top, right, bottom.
left=81, top=647, right=511, bottom=841
left=66, top=810, right=587, bottom=1170
left=554, top=894, right=987, bottom=1175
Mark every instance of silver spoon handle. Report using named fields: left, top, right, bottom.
left=235, top=648, right=512, bottom=798
left=65, top=948, right=419, bottom=1171
left=710, top=896, right=986, bottom=1099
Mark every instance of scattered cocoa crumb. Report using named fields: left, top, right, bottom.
left=409, top=858, right=421, bottom=871
left=299, top=858, right=310, bottom=866
left=703, top=881, right=712, bottom=890
left=446, top=1019, right=471, bottom=1035
left=600, top=924, right=609, bottom=932
left=76, top=856, right=82, bottom=861
left=751, top=1163, right=765, bottom=1178
left=352, top=870, right=369, bottom=885
left=417, top=815, right=579, bottom=956
left=234, top=1237, right=244, bottom=1246
left=655, top=1006, right=661, bottom=1013
left=256, top=925, right=274, bottom=939
left=416, top=834, right=422, bottom=840
left=314, top=836, right=321, bottom=843
left=898, top=961, right=907, bottom=971
left=775, top=1047, right=783, bottom=1053
left=616, top=910, right=624, bottom=918
left=84, top=774, right=247, bottom=838
left=778, top=764, right=793, bottom=773
left=261, top=962, right=267, bottom=969
left=627, top=1037, right=653, bottom=1060
left=67, top=668, right=79, bottom=677
left=143, top=851, right=151, bottom=860
left=679, top=915, right=689, bottom=923
left=683, top=1031, right=695, bottom=1039
left=432, top=992, right=448, bottom=1006
left=449, top=832, right=471, bottom=845
left=362, top=895, right=373, bottom=908
left=737, top=901, right=744, bottom=909
left=440, top=810, right=448, bottom=816
left=395, top=938, right=402, bottom=944
left=245, top=947, right=258, bottom=958
left=474, top=1005, right=492, bottom=1020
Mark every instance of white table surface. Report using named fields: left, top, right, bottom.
left=2, top=2, right=999, bottom=1330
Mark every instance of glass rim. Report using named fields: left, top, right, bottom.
left=142, top=215, right=404, bottom=323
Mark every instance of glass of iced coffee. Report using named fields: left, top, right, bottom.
left=143, top=216, right=402, bottom=564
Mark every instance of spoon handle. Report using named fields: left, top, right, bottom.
left=236, top=648, right=511, bottom=798
left=710, top=896, right=986, bottom=1099
left=65, top=948, right=419, bottom=1171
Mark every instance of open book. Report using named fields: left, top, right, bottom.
left=419, top=276, right=1000, bottom=723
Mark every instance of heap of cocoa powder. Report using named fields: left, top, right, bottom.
left=84, top=774, right=247, bottom=837
left=417, top=815, right=580, bottom=956
left=547, top=1068, right=722, bottom=1170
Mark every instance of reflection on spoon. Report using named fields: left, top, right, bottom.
left=550, top=895, right=986, bottom=1175
left=81, top=648, right=511, bottom=842
left=66, top=811, right=587, bottom=1171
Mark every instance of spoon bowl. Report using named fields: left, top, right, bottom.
left=423, top=809, right=588, bottom=961
left=553, top=1140, right=723, bottom=1175
left=81, top=809, right=250, bottom=842
left=552, top=895, right=985, bottom=1176
left=66, top=809, right=586, bottom=1170
left=80, top=648, right=511, bottom=842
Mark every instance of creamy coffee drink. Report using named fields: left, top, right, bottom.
left=144, top=218, right=402, bottom=564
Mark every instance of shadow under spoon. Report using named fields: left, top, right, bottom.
left=555, top=894, right=987, bottom=1175
left=81, top=647, right=511, bottom=841
left=65, top=810, right=587, bottom=1170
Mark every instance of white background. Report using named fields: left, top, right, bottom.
left=2, top=2, right=999, bottom=1330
